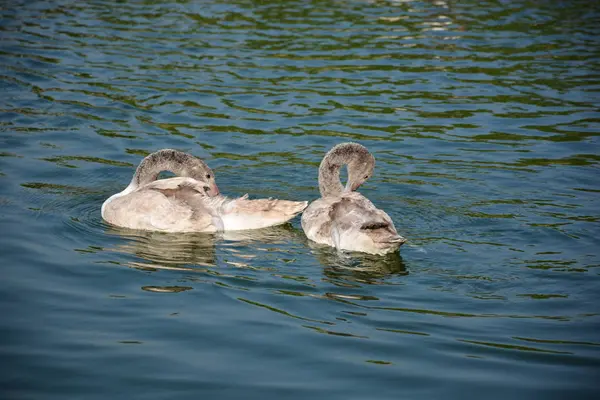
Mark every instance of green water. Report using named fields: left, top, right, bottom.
left=1, top=0, right=599, bottom=398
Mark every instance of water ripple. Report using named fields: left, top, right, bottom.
left=1, top=0, right=599, bottom=398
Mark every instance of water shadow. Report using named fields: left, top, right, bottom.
left=104, top=223, right=304, bottom=268
left=105, top=226, right=219, bottom=266
left=309, top=242, right=408, bottom=285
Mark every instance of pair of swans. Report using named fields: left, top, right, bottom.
left=102, top=143, right=406, bottom=255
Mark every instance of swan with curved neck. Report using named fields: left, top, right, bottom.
left=318, top=142, right=375, bottom=197
left=131, top=148, right=218, bottom=192
left=101, top=149, right=219, bottom=218
left=302, top=142, right=405, bottom=255
left=102, top=149, right=307, bottom=232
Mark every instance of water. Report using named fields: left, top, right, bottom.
left=1, top=0, right=599, bottom=398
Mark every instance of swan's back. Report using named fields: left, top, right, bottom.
left=101, top=149, right=307, bottom=233
left=102, top=177, right=217, bottom=232
left=302, top=192, right=405, bottom=255
left=103, top=176, right=307, bottom=233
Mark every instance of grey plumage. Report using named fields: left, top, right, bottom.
left=102, top=149, right=307, bottom=232
left=302, top=143, right=406, bottom=255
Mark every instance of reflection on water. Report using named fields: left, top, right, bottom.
left=310, top=242, right=408, bottom=283
left=106, top=222, right=407, bottom=287
left=141, top=285, right=193, bottom=293
left=105, top=226, right=219, bottom=266
left=105, top=223, right=305, bottom=267
left=1, top=0, right=599, bottom=398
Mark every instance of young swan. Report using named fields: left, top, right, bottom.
left=102, top=149, right=307, bottom=232
left=301, top=143, right=406, bottom=255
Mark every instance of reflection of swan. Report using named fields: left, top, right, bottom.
left=302, top=143, right=406, bottom=255
left=220, top=223, right=305, bottom=244
left=308, top=241, right=408, bottom=282
left=106, top=226, right=218, bottom=266
left=102, top=149, right=307, bottom=232
left=105, top=223, right=305, bottom=267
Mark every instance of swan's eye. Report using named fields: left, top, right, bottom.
left=364, top=175, right=369, bottom=179
left=206, top=174, right=211, bottom=179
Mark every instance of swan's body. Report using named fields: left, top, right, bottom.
left=301, top=143, right=405, bottom=255
left=102, top=149, right=307, bottom=232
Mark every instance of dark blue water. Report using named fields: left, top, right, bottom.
left=1, top=0, right=599, bottom=398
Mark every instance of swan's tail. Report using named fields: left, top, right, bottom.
left=330, top=219, right=406, bottom=255
left=360, top=221, right=407, bottom=250
left=220, top=195, right=308, bottom=231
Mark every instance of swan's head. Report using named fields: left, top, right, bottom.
left=200, top=169, right=219, bottom=197
left=158, top=149, right=220, bottom=196
left=185, top=163, right=219, bottom=197
left=134, top=149, right=220, bottom=196
left=343, top=144, right=375, bottom=192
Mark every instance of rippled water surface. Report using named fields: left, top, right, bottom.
left=1, top=0, right=599, bottom=398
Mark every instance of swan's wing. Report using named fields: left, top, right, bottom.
left=331, top=193, right=405, bottom=251
left=302, top=194, right=378, bottom=243
left=143, top=178, right=218, bottom=231
left=103, top=188, right=196, bottom=231
left=302, top=192, right=405, bottom=254
left=219, top=195, right=308, bottom=231
left=330, top=193, right=391, bottom=230
left=301, top=197, right=338, bottom=247
left=143, top=177, right=208, bottom=194
left=148, top=179, right=206, bottom=207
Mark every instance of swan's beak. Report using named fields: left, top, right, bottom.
left=346, top=180, right=361, bottom=192
left=211, top=183, right=220, bottom=196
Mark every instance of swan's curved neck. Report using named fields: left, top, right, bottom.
left=101, top=149, right=212, bottom=218
left=318, top=157, right=345, bottom=198
left=132, top=149, right=208, bottom=188
left=317, top=143, right=374, bottom=198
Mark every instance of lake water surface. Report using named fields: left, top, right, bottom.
left=1, top=0, right=599, bottom=398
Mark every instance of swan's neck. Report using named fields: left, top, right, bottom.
left=317, top=143, right=374, bottom=198
left=318, top=160, right=345, bottom=198
left=101, top=149, right=216, bottom=218
left=133, top=149, right=211, bottom=187
left=133, top=157, right=171, bottom=187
